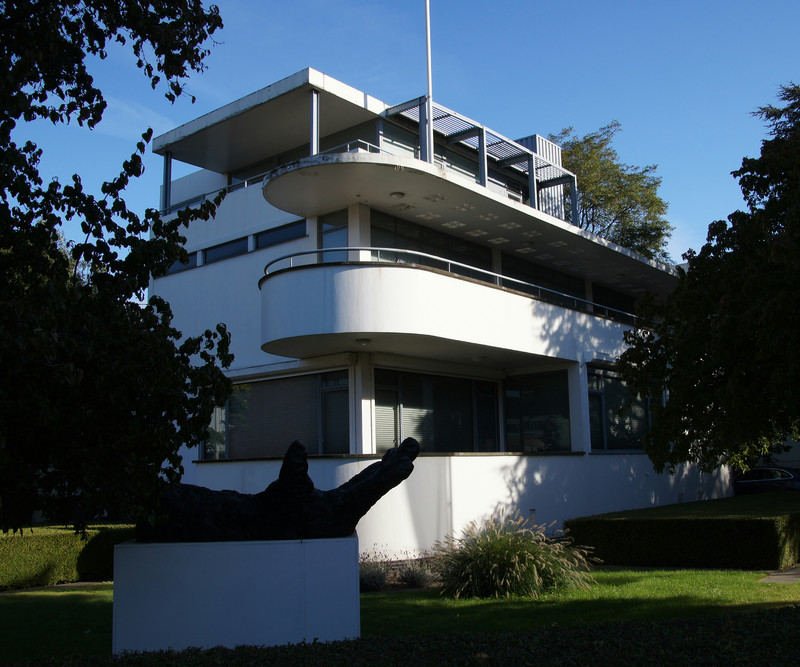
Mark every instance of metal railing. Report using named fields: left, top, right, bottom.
left=161, top=170, right=271, bottom=215
left=160, top=141, right=379, bottom=215
left=320, top=139, right=381, bottom=155
left=161, top=137, right=572, bottom=220
left=263, top=247, right=637, bottom=325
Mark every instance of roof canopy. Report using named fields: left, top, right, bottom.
left=153, top=68, right=387, bottom=173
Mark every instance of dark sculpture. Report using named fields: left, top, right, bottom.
left=136, top=437, right=420, bottom=542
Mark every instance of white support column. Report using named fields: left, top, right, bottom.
left=352, top=352, right=375, bottom=454
left=302, top=216, right=318, bottom=267
left=310, top=89, right=320, bottom=156
left=347, top=203, right=371, bottom=261
left=568, top=361, right=592, bottom=454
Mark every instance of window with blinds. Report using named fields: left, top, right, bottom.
left=374, top=369, right=499, bottom=453
left=588, top=367, right=648, bottom=450
left=203, top=371, right=350, bottom=459
left=503, top=372, right=571, bottom=453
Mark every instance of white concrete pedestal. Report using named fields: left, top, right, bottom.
left=112, top=534, right=360, bottom=653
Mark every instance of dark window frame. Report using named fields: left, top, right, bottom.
left=204, top=237, right=249, bottom=265
left=588, top=366, right=649, bottom=451
left=165, top=251, right=198, bottom=275
left=255, top=220, right=306, bottom=250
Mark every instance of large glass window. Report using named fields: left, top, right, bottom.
left=500, top=252, right=585, bottom=301
left=504, top=372, right=571, bottom=452
left=374, top=369, right=499, bottom=454
left=371, top=212, right=493, bottom=275
left=588, top=367, right=648, bottom=450
left=319, top=210, right=348, bottom=262
left=203, top=371, right=350, bottom=459
left=592, top=284, right=637, bottom=319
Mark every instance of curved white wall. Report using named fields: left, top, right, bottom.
left=194, top=453, right=731, bottom=559
left=261, top=264, right=630, bottom=363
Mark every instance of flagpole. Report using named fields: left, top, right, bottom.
left=424, top=0, right=434, bottom=163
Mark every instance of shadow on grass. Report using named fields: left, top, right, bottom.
left=0, top=585, right=114, bottom=661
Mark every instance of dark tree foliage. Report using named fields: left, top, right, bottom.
left=551, top=122, right=673, bottom=263
left=0, top=2, right=233, bottom=531
left=619, top=84, right=800, bottom=473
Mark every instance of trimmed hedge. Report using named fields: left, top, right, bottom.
left=564, top=492, right=800, bottom=569
left=6, top=606, right=800, bottom=666
left=0, top=524, right=134, bottom=590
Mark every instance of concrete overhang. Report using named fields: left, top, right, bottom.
left=152, top=68, right=388, bottom=174
left=259, top=263, right=632, bottom=367
left=262, top=151, right=679, bottom=298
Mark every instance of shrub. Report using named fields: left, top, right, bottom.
left=0, top=524, right=134, bottom=590
left=396, top=558, right=439, bottom=589
left=564, top=492, right=800, bottom=569
left=433, top=511, right=595, bottom=599
left=359, top=550, right=390, bottom=592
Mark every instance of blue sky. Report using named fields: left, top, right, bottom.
left=18, top=0, right=800, bottom=261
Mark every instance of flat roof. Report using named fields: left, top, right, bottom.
left=155, top=68, right=679, bottom=290
left=153, top=68, right=389, bottom=173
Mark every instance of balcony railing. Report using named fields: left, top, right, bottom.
left=161, top=134, right=574, bottom=223
left=162, top=141, right=381, bottom=215
left=161, top=170, right=271, bottom=215
left=320, top=139, right=381, bottom=155
left=263, top=247, right=637, bottom=326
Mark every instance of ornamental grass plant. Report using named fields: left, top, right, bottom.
left=397, top=558, right=439, bottom=589
left=433, top=511, right=595, bottom=599
left=359, top=549, right=390, bottom=592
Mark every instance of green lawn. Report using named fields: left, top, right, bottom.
left=0, top=584, right=113, bottom=660
left=361, top=568, right=800, bottom=636
left=1, top=570, right=798, bottom=663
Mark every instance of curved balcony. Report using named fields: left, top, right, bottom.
left=261, top=151, right=678, bottom=299
left=258, top=248, right=634, bottom=366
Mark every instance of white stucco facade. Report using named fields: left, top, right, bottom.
left=152, top=68, right=730, bottom=558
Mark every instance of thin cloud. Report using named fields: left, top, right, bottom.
left=97, top=97, right=179, bottom=141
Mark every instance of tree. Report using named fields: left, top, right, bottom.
left=550, top=122, right=673, bottom=263
left=618, top=84, right=800, bottom=473
left=0, top=2, right=232, bottom=531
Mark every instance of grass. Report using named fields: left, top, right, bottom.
left=361, top=568, right=800, bottom=636
left=1, top=570, right=798, bottom=663
left=0, top=584, right=113, bottom=661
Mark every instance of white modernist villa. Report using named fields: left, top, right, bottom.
left=151, top=68, right=730, bottom=556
